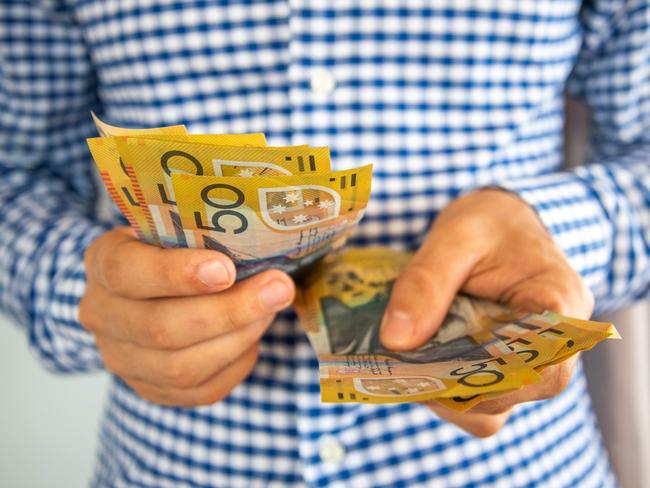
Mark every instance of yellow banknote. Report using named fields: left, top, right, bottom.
left=137, top=133, right=267, bottom=147
left=410, top=305, right=620, bottom=411
left=92, top=112, right=267, bottom=146
left=88, top=137, right=158, bottom=242
left=489, top=311, right=618, bottom=371
left=91, top=112, right=187, bottom=137
left=90, top=114, right=265, bottom=242
left=542, top=311, right=620, bottom=339
left=295, top=247, right=541, bottom=403
left=89, top=133, right=266, bottom=243
left=171, top=165, right=372, bottom=279
left=295, top=247, right=412, bottom=339
left=88, top=115, right=188, bottom=243
left=434, top=319, right=568, bottom=411
left=531, top=312, right=619, bottom=368
left=115, top=137, right=330, bottom=247
left=318, top=337, right=540, bottom=403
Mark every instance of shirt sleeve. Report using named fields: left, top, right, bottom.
left=0, top=2, right=111, bottom=372
left=501, top=0, right=650, bottom=312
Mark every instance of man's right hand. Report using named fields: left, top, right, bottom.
left=79, top=227, right=295, bottom=407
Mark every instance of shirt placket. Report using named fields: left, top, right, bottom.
left=285, top=2, right=357, bottom=486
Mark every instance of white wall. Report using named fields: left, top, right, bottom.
left=0, top=314, right=108, bottom=488
left=584, top=303, right=650, bottom=488
left=565, top=97, right=649, bottom=487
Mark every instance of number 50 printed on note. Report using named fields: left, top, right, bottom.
left=171, top=165, right=373, bottom=279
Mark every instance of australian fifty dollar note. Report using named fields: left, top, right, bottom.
left=88, top=114, right=188, bottom=243
left=88, top=114, right=267, bottom=244
left=171, top=165, right=373, bottom=280
left=294, top=247, right=619, bottom=407
left=114, top=136, right=329, bottom=248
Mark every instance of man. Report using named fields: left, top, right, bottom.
left=1, top=1, right=648, bottom=486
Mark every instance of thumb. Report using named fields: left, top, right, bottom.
left=379, top=235, right=478, bottom=351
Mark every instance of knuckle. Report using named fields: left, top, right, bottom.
left=537, top=363, right=575, bottom=400
left=252, top=272, right=292, bottom=312
left=186, top=308, right=212, bottom=332
left=124, top=380, right=177, bottom=407
left=534, top=254, right=560, bottom=277
left=133, top=387, right=186, bottom=408
left=131, top=386, right=162, bottom=405
left=478, top=403, right=512, bottom=416
left=86, top=229, right=128, bottom=287
left=191, top=346, right=259, bottom=406
left=194, top=386, right=228, bottom=406
left=100, top=350, right=122, bottom=376
left=78, top=295, right=98, bottom=332
left=169, top=249, right=224, bottom=291
left=103, top=237, right=143, bottom=296
left=579, top=282, right=595, bottom=318
left=161, top=251, right=187, bottom=287
left=543, top=291, right=571, bottom=315
left=547, top=364, right=573, bottom=397
left=190, top=300, right=240, bottom=335
left=221, top=303, right=243, bottom=333
left=83, top=245, right=96, bottom=278
left=584, top=287, right=595, bottom=311
left=401, top=265, right=437, bottom=294
left=244, top=315, right=274, bottom=341
left=165, top=397, right=196, bottom=408
left=548, top=266, right=595, bottom=319
left=470, top=419, right=504, bottom=438
left=178, top=252, right=205, bottom=286
left=84, top=231, right=111, bottom=275
left=243, top=343, right=260, bottom=367
left=144, top=321, right=173, bottom=349
left=163, top=356, right=198, bottom=389
left=102, top=256, right=126, bottom=293
left=138, top=303, right=176, bottom=349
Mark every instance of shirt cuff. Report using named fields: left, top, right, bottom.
left=498, top=171, right=613, bottom=297
left=29, top=219, right=112, bottom=373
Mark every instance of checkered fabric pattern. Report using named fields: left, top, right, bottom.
left=1, top=1, right=648, bottom=486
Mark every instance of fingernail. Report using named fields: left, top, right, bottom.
left=197, top=260, right=230, bottom=287
left=380, top=310, right=415, bottom=345
left=259, top=279, right=292, bottom=310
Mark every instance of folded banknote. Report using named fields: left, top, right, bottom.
left=294, top=247, right=620, bottom=409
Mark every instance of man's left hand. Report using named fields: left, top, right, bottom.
left=379, top=189, right=594, bottom=437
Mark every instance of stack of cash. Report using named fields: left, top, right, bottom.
left=90, top=117, right=619, bottom=410
left=294, top=247, right=620, bottom=410
left=88, top=115, right=372, bottom=280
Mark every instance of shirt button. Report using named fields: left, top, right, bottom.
left=318, top=437, right=346, bottom=464
left=310, top=68, right=336, bottom=95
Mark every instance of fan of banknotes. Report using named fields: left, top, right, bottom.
left=89, top=116, right=620, bottom=411
left=88, top=114, right=371, bottom=280
left=294, top=247, right=620, bottom=411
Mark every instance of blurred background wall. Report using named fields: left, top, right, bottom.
left=0, top=98, right=647, bottom=487
left=584, top=303, right=650, bottom=487
left=565, top=97, right=650, bottom=488
left=0, top=314, right=108, bottom=487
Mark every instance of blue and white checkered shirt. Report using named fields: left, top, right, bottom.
left=1, top=1, right=649, bottom=486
